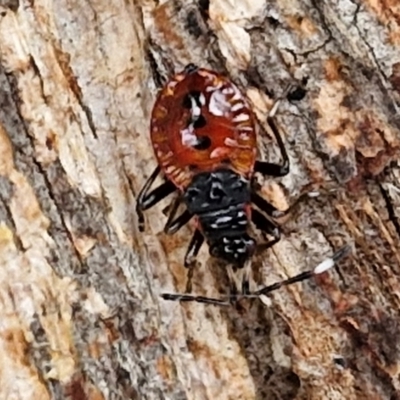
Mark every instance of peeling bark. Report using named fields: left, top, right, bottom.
left=0, top=1, right=400, bottom=399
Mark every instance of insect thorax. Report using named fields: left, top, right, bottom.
left=183, top=168, right=255, bottom=266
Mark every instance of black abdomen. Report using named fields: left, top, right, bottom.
left=183, top=169, right=255, bottom=266
left=183, top=169, right=251, bottom=239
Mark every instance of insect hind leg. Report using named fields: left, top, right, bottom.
left=163, top=196, right=193, bottom=235
left=183, top=229, right=204, bottom=293
left=251, top=206, right=281, bottom=252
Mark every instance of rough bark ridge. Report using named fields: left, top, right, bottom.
left=0, top=0, right=400, bottom=399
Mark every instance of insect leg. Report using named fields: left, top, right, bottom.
left=242, top=264, right=251, bottom=295
left=161, top=292, right=230, bottom=306
left=136, top=166, right=176, bottom=231
left=164, top=196, right=193, bottom=235
left=253, top=244, right=351, bottom=296
left=160, top=230, right=205, bottom=299
left=255, top=92, right=292, bottom=177
left=184, top=229, right=204, bottom=267
left=183, top=229, right=204, bottom=293
left=251, top=186, right=310, bottom=220
left=254, top=118, right=289, bottom=177
left=160, top=244, right=350, bottom=305
left=251, top=207, right=281, bottom=250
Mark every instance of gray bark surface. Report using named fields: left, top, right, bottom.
left=0, top=1, right=400, bottom=399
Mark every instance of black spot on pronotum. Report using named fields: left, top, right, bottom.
left=182, top=94, right=192, bottom=109
left=193, top=135, right=211, bottom=150
left=182, top=91, right=202, bottom=109
left=193, top=115, right=206, bottom=129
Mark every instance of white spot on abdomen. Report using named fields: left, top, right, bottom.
left=215, top=215, right=233, bottom=224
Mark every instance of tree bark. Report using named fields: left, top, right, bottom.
left=0, top=1, right=400, bottom=399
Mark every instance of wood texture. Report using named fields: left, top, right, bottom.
left=0, top=1, right=400, bottom=399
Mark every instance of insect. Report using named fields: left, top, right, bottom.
left=136, top=64, right=350, bottom=305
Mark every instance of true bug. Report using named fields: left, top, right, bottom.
left=136, top=64, right=350, bottom=305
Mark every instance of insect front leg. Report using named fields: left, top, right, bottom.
left=136, top=166, right=176, bottom=231
left=254, top=114, right=290, bottom=178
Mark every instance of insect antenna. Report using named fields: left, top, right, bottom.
left=160, top=244, right=351, bottom=306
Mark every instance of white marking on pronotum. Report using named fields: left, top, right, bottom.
left=231, top=88, right=242, bottom=101
left=206, top=82, right=222, bottom=92
left=224, top=138, right=239, bottom=147
left=224, top=137, right=252, bottom=149
left=189, top=96, right=201, bottom=118
left=209, top=90, right=231, bottom=116
left=174, top=169, right=187, bottom=183
left=199, top=93, right=206, bottom=105
left=181, top=127, right=199, bottom=147
left=233, top=113, right=249, bottom=122
left=231, top=102, right=244, bottom=112
left=222, top=87, right=234, bottom=95
left=210, top=147, right=227, bottom=158
left=159, top=150, right=173, bottom=159
left=165, top=165, right=177, bottom=175
left=167, top=80, right=178, bottom=89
